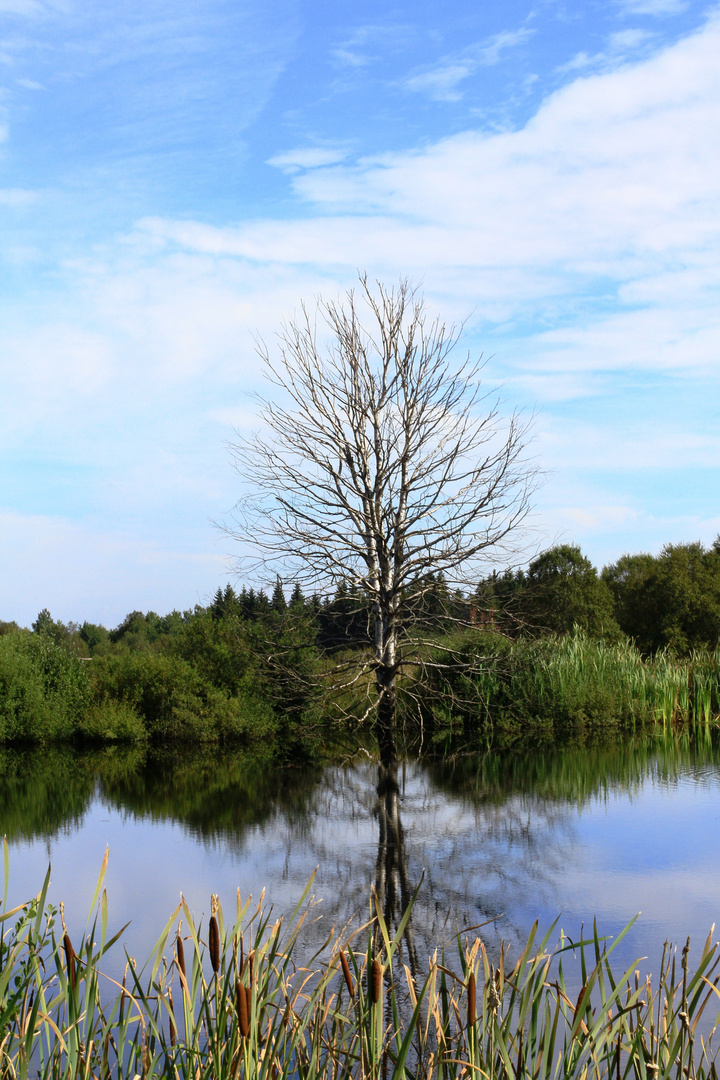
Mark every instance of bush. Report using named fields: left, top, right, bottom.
left=90, top=650, right=276, bottom=743
left=75, top=698, right=147, bottom=742
left=0, top=630, right=91, bottom=742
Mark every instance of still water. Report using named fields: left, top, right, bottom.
left=2, top=734, right=720, bottom=984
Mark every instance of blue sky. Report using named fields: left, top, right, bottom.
left=1, top=0, right=719, bottom=627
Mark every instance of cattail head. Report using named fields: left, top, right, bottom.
left=209, top=914, right=220, bottom=975
left=176, top=928, right=186, bottom=981
left=370, top=957, right=382, bottom=1005
left=468, top=970, right=476, bottom=1029
left=63, top=932, right=76, bottom=991
left=236, top=978, right=250, bottom=1038
left=339, top=949, right=355, bottom=999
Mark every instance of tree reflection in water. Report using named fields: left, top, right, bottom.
left=2, top=730, right=719, bottom=975
left=374, top=755, right=419, bottom=977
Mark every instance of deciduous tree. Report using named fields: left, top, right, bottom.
left=230, top=278, right=535, bottom=759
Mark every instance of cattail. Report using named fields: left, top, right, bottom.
left=168, top=988, right=176, bottom=1047
left=208, top=895, right=220, bottom=975
left=176, top=929, right=186, bottom=981
left=370, top=957, right=382, bottom=1005
left=339, top=949, right=355, bottom=999
left=573, top=981, right=588, bottom=1024
left=236, top=978, right=250, bottom=1038
left=209, top=918, right=220, bottom=974
left=467, top=970, right=476, bottom=1029
left=248, top=951, right=254, bottom=988
left=63, top=933, right=76, bottom=991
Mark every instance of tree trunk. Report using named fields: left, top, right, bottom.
left=376, top=668, right=397, bottom=768
left=375, top=603, right=398, bottom=767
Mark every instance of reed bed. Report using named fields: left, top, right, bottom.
left=461, top=633, right=720, bottom=731
left=3, top=843, right=720, bottom=1080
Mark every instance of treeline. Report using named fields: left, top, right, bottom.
left=0, top=592, right=318, bottom=746
left=1, top=537, right=719, bottom=746
left=482, top=538, right=720, bottom=655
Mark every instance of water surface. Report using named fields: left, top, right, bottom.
left=2, top=733, right=720, bottom=986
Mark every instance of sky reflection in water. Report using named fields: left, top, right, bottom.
left=3, top=737, right=720, bottom=989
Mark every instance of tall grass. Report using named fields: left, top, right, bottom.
left=3, top=842, right=720, bottom=1079
left=425, top=630, right=720, bottom=736
left=511, top=634, right=720, bottom=727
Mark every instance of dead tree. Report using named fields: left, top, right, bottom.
left=231, top=277, right=535, bottom=761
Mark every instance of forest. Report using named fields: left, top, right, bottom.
left=0, top=538, right=719, bottom=748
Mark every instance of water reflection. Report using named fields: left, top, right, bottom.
left=2, top=730, right=719, bottom=981
left=375, top=759, right=419, bottom=974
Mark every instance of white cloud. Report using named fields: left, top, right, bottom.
left=476, top=27, right=535, bottom=65
left=558, top=28, right=656, bottom=75
left=127, top=8, right=720, bottom=408
left=609, top=28, right=654, bottom=49
left=537, top=417, right=720, bottom=472
left=330, top=47, right=370, bottom=69
left=557, top=505, right=639, bottom=531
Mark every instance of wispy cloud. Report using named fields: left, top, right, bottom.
left=268, top=147, right=350, bottom=174
left=0, top=187, right=36, bottom=204
left=0, top=0, right=48, bottom=16
left=617, top=0, right=689, bottom=13
left=404, top=26, right=534, bottom=101
left=330, top=22, right=413, bottom=70
left=404, top=62, right=474, bottom=102
left=557, top=27, right=656, bottom=74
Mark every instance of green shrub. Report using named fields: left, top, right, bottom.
left=0, top=630, right=91, bottom=742
left=90, top=650, right=276, bottom=743
left=75, top=698, right=147, bottom=742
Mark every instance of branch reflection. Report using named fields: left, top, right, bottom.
left=374, top=756, right=419, bottom=977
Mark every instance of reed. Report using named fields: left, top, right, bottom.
left=2, top=841, right=720, bottom=1080
left=431, top=630, right=720, bottom=733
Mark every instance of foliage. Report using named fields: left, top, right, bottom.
left=2, top=850, right=720, bottom=1079
left=604, top=541, right=720, bottom=655
left=520, top=544, right=620, bottom=638
left=0, top=629, right=91, bottom=742
left=422, top=628, right=720, bottom=738
left=90, top=649, right=275, bottom=743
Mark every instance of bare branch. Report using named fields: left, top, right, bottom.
left=228, top=277, right=539, bottom=751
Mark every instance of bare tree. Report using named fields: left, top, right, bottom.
left=231, top=277, right=535, bottom=760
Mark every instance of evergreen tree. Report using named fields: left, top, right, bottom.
left=289, top=582, right=305, bottom=610
left=211, top=587, right=225, bottom=620
left=271, top=578, right=287, bottom=612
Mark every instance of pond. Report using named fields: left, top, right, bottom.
left=2, top=731, right=720, bottom=990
